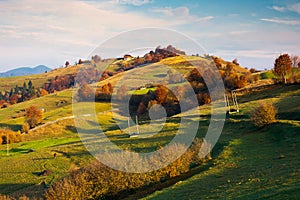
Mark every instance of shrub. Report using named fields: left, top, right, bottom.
left=22, top=122, right=30, bottom=133
left=0, top=128, right=21, bottom=144
left=45, top=138, right=210, bottom=200
left=250, top=102, right=277, bottom=127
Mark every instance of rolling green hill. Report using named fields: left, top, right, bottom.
left=0, top=55, right=299, bottom=199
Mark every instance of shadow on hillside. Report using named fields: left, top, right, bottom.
left=0, top=123, right=22, bottom=131
left=50, top=140, right=83, bottom=148
left=53, top=149, right=91, bottom=158
left=262, top=121, right=300, bottom=143
left=276, top=96, right=300, bottom=121
left=7, top=148, right=29, bottom=154
left=0, top=183, right=34, bottom=195
left=238, top=84, right=299, bottom=103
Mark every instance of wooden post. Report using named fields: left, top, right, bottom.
left=127, top=117, right=131, bottom=130
left=6, top=131, right=9, bottom=156
left=135, top=115, right=140, bottom=135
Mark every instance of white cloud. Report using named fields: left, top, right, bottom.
left=112, top=0, right=151, bottom=6
left=229, top=30, right=254, bottom=35
left=260, top=18, right=300, bottom=25
left=269, top=5, right=285, bottom=12
left=150, top=7, right=214, bottom=24
left=216, top=50, right=279, bottom=59
left=0, top=0, right=172, bottom=70
left=288, top=3, right=300, bottom=14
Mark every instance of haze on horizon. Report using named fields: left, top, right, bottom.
left=1, top=0, right=300, bottom=72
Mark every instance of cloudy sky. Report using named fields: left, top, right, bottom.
left=1, top=0, right=300, bottom=72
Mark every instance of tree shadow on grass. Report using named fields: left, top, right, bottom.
left=262, top=121, right=300, bottom=143
left=0, top=183, right=34, bottom=195
left=0, top=123, right=22, bottom=131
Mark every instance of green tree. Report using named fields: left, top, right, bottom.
left=28, top=80, right=33, bottom=89
left=274, top=54, right=292, bottom=84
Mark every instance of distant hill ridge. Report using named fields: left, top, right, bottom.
left=0, top=65, right=52, bottom=77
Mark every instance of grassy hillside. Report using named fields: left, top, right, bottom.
left=0, top=83, right=298, bottom=199
left=0, top=55, right=298, bottom=199
left=144, top=84, right=300, bottom=199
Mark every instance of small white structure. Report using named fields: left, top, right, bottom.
left=225, top=91, right=239, bottom=114
left=123, top=54, right=133, bottom=61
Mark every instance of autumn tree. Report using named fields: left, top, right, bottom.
left=38, top=88, right=48, bottom=97
left=232, top=58, right=239, bottom=65
left=65, top=61, right=70, bottom=67
left=250, top=68, right=257, bottom=73
left=116, top=84, right=129, bottom=101
left=9, top=94, right=19, bottom=104
left=92, top=55, right=101, bottom=63
left=0, top=127, right=21, bottom=144
left=22, top=122, right=30, bottom=133
left=77, top=83, right=94, bottom=101
left=290, top=54, right=300, bottom=68
left=25, top=105, right=43, bottom=128
left=274, top=54, right=292, bottom=84
left=155, top=85, right=169, bottom=104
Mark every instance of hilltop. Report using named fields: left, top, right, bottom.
left=0, top=65, right=52, bottom=78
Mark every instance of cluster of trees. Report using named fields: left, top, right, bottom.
left=0, top=80, right=49, bottom=109
left=43, top=74, right=75, bottom=93
left=45, top=138, right=211, bottom=200
left=213, top=56, right=251, bottom=90
left=119, top=45, right=185, bottom=72
left=0, top=128, right=21, bottom=145
left=77, top=82, right=114, bottom=102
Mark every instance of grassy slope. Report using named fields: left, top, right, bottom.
left=144, top=84, right=300, bottom=200
left=0, top=65, right=80, bottom=91
left=0, top=56, right=297, bottom=198
left=1, top=84, right=298, bottom=198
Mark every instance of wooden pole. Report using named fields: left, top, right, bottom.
left=127, top=117, right=131, bottom=129
left=135, top=115, right=140, bottom=135
left=6, top=131, right=9, bottom=156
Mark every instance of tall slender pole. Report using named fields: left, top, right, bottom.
left=135, top=115, right=140, bottom=135
left=6, top=131, right=9, bottom=156
left=127, top=117, right=131, bottom=130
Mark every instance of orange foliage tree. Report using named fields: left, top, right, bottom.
left=274, top=54, right=292, bottom=84
left=25, top=105, right=43, bottom=128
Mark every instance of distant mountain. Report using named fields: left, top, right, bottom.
left=0, top=65, right=52, bottom=77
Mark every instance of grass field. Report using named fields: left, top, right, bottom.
left=0, top=83, right=299, bottom=198
left=0, top=55, right=299, bottom=199
left=143, top=84, right=300, bottom=199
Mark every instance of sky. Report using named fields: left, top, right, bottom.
left=1, top=0, right=300, bottom=72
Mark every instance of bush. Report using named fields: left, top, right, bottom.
left=0, top=128, right=21, bottom=144
left=250, top=102, right=277, bottom=127
left=45, top=138, right=211, bottom=200
left=22, top=122, right=30, bottom=133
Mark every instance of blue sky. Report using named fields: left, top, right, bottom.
left=0, top=0, right=300, bottom=71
